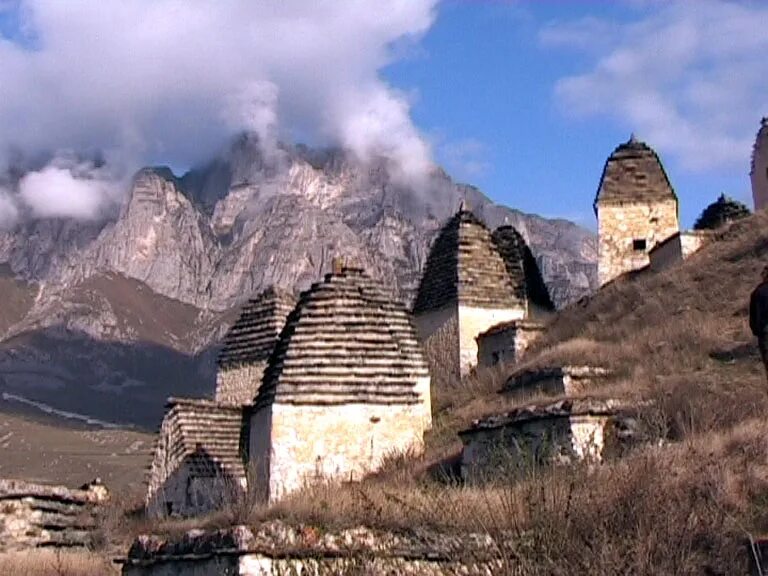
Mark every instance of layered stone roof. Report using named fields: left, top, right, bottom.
left=458, top=397, right=629, bottom=437
left=594, top=135, right=677, bottom=211
left=492, top=225, right=554, bottom=312
left=412, top=208, right=525, bottom=314
left=217, top=288, right=297, bottom=370
left=160, top=398, right=246, bottom=481
left=694, top=194, right=750, bottom=231
left=255, top=266, right=429, bottom=409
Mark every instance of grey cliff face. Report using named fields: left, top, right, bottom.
left=0, top=135, right=597, bottom=427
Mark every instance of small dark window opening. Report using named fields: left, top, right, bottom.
left=765, top=166, right=768, bottom=180
left=633, top=239, right=647, bottom=251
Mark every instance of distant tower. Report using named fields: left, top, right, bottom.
left=595, top=135, right=679, bottom=286
left=751, top=118, right=768, bottom=211
left=412, top=205, right=527, bottom=376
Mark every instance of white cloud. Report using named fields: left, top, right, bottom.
left=543, top=0, right=768, bottom=172
left=0, top=187, right=19, bottom=229
left=438, top=138, right=491, bottom=181
left=18, top=156, right=122, bottom=220
left=0, top=0, right=437, bottom=197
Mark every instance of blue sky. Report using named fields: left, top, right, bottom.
left=386, top=0, right=767, bottom=228
left=0, top=1, right=766, bottom=229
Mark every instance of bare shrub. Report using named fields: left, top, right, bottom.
left=0, top=550, right=116, bottom=576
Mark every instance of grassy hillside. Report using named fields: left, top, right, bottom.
left=246, top=209, right=768, bottom=574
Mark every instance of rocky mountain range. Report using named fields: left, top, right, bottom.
left=0, top=134, right=597, bottom=428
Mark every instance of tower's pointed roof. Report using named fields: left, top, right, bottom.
left=254, top=266, right=429, bottom=410
left=594, top=136, right=677, bottom=212
left=492, top=225, right=554, bottom=312
left=217, top=287, right=297, bottom=370
left=412, top=207, right=525, bottom=314
left=693, top=194, right=751, bottom=231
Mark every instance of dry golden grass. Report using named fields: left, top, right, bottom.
left=0, top=550, right=116, bottom=576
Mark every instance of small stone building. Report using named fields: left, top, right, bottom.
left=147, top=266, right=431, bottom=514
left=216, top=288, right=297, bottom=405
left=459, top=398, right=637, bottom=481
left=752, top=117, right=768, bottom=211
left=648, top=230, right=713, bottom=272
left=249, top=265, right=430, bottom=504
left=146, top=398, right=247, bottom=518
left=595, top=135, right=679, bottom=286
left=412, top=205, right=530, bottom=376
left=476, top=320, right=545, bottom=368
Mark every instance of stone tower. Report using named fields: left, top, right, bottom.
left=412, top=206, right=527, bottom=376
left=249, top=264, right=431, bottom=503
left=752, top=118, right=768, bottom=211
left=595, top=135, right=679, bottom=286
left=215, top=288, right=296, bottom=405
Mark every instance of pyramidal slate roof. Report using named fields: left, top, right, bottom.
left=412, top=207, right=524, bottom=314
left=217, top=287, right=297, bottom=370
left=158, top=398, right=246, bottom=481
left=492, top=225, right=554, bottom=312
left=594, top=135, right=677, bottom=211
left=254, top=266, right=429, bottom=410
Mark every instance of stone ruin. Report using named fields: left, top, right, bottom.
left=476, top=319, right=545, bottom=369
left=752, top=117, right=768, bottom=212
left=459, top=398, right=640, bottom=481
left=412, top=203, right=553, bottom=376
left=0, top=478, right=108, bottom=552
left=595, top=135, right=680, bottom=286
left=147, top=263, right=431, bottom=516
left=146, top=398, right=246, bottom=518
left=120, top=521, right=502, bottom=576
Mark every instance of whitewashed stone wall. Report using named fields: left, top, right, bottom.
left=250, top=403, right=424, bottom=503
left=476, top=321, right=544, bottom=368
left=457, top=306, right=525, bottom=375
left=597, top=200, right=679, bottom=286
left=215, top=362, right=266, bottom=405
left=414, top=302, right=525, bottom=377
left=648, top=230, right=713, bottom=273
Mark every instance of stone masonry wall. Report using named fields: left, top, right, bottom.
left=477, top=321, right=544, bottom=368
left=215, top=362, right=267, bottom=405
left=252, top=403, right=424, bottom=503
left=460, top=414, right=612, bottom=481
left=121, top=522, right=502, bottom=576
left=649, top=230, right=712, bottom=273
left=0, top=479, right=108, bottom=552
left=597, top=199, right=678, bottom=286
left=458, top=305, right=525, bottom=375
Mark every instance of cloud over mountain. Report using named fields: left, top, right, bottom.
left=0, top=0, right=437, bottom=222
